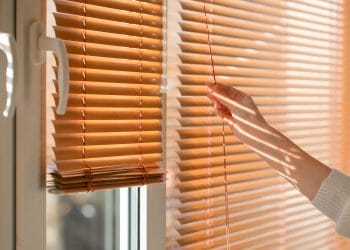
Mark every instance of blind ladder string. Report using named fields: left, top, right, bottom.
left=81, top=1, right=94, bottom=192
left=203, top=1, right=230, bottom=248
left=206, top=113, right=214, bottom=248
left=138, top=1, right=146, bottom=185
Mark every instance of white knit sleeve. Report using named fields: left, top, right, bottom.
left=311, top=169, right=350, bottom=238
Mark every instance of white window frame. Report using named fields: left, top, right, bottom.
left=0, top=0, right=16, bottom=249
left=16, top=0, right=46, bottom=249
left=9, top=0, right=167, bottom=250
left=140, top=184, right=166, bottom=250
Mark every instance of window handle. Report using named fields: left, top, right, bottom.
left=29, top=21, right=69, bottom=115
left=0, top=33, right=17, bottom=118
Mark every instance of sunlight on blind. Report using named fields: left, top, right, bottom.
left=166, top=0, right=350, bottom=249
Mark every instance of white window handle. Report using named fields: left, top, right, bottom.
left=0, top=33, right=17, bottom=118
left=29, top=21, right=69, bottom=115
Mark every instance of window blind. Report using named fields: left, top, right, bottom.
left=47, top=0, right=165, bottom=193
left=169, top=0, right=350, bottom=248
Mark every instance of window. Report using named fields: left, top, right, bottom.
left=3, top=0, right=349, bottom=249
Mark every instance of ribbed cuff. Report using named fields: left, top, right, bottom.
left=311, top=169, right=350, bottom=238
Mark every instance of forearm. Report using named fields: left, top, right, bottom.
left=207, top=82, right=332, bottom=200
left=238, top=122, right=332, bottom=200
left=248, top=124, right=350, bottom=238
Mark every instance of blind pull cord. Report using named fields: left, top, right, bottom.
left=203, top=1, right=230, bottom=248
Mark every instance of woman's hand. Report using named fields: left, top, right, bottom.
left=207, top=81, right=331, bottom=200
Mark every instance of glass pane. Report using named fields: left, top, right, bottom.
left=47, top=191, right=113, bottom=250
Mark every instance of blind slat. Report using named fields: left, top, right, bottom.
left=68, top=55, right=163, bottom=73
left=54, top=131, right=161, bottom=146
left=59, top=94, right=162, bottom=108
left=64, top=81, right=161, bottom=95
left=54, top=120, right=161, bottom=133
left=65, top=41, right=162, bottom=62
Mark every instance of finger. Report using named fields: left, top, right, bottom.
left=207, top=92, right=217, bottom=103
left=208, top=93, right=231, bottom=115
left=208, top=93, right=225, bottom=110
left=207, top=92, right=220, bottom=105
left=207, top=82, right=244, bottom=101
left=208, top=93, right=236, bottom=127
left=211, top=91, right=236, bottom=112
left=208, top=92, right=235, bottom=115
left=215, top=107, right=235, bottom=127
left=208, top=93, right=231, bottom=118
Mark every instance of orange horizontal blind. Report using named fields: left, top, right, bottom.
left=168, top=0, right=350, bottom=248
left=46, top=0, right=165, bottom=193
